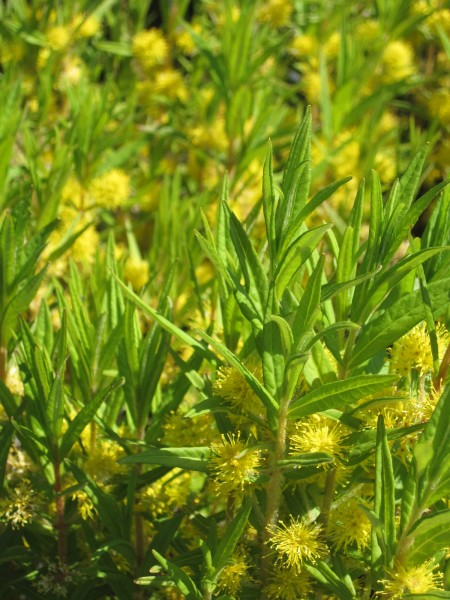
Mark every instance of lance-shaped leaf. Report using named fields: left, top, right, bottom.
left=373, top=416, right=395, bottom=571
left=227, top=205, right=269, bottom=320
left=262, top=312, right=291, bottom=402
left=119, top=447, right=210, bottom=472
left=60, top=377, right=124, bottom=458
left=288, top=375, right=396, bottom=420
left=212, top=500, right=251, bottom=573
left=196, top=329, right=279, bottom=428
left=405, top=511, right=450, bottom=566
left=350, top=276, right=450, bottom=368
left=152, top=550, right=202, bottom=600
left=413, top=384, right=450, bottom=508
left=275, top=223, right=331, bottom=299
left=113, top=274, right=216, bottom=362
left=355, top=247, right=450, bottom=324
left=262, top=141, right=277, bottom=267
left=291, top=254, right=324, bottom=350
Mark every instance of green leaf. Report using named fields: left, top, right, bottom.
left=402, top=594, right=450, bottom=599
left=152, top=550, right=202, bottom=600
left=281, top=106, right=312, bottom=197
left=405, top=510, right=450, bottom=566
left=60, top=378, right=124, bottom=458
left=414, top=385, right=450, bottom=508
left=119, top=447, right=210, bottom=472
left=288, top=375, right=396, bottom=420
left=46, top=372, right=65, bottom=444
left=227, top=205, right=268, bottom=319
left=262, top=313, right=290, bottom=401
left=350, top=276, right=450, bottom=368
left=290, top=177, right=352, bottom=232
left=262, top=141, right=277, bottom=267
left=304, top=321, right=360, bottom=351
left=356, top=247, right=449, bottom=323
left=212, top=500, right=251, bottom=573
left=291, top=254, right=324, bottom=350
left=275, top=223, right=331, bottom=299
left=373, top=416, right=395, bottom=569
left=278, top=452, right=334, bottom=467
left=113, top=274, right=215, bottom=361
left=196, top=328, right=278, bottom=427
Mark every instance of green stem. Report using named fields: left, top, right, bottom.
left=434, top=342, right=450, bottom=393
left=320, top=468, right=337, bottom=528
left=261, top=397, right=289, bottom=586
left=54, top=458, right=67, bottom=564
left=340, top=328, right=358, bottom=379
left=0, top=345, right=6, bottom=382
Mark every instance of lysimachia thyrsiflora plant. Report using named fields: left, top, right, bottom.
left=115, top=109, right=450, bottom=599
left=1, top=111, right=450, bottom=599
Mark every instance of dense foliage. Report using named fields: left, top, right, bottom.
left=0, top=1, right=450, bottom=598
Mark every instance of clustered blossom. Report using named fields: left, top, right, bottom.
left=380, top=559, right=443, bottom=598
left=213, top=364, right=264, bottom=416
left=264, top=565, right=312, bottom=600
left=1, top=479, right=39, bottom=529
left=209, top=433, right=261, bottom=500
left=290, top=414, right=347, bottom=465
left=327, top=497, right=372, bottom=552
left=389, top=322, right=449, bottom=376
left=267, top=517, right=327, bottom=572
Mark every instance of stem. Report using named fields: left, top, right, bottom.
left=54, top=458, right=67, bottom=564
left=261, top=397, right=289, bottom=587
left=319, top=468, right=337, bottom=528
left=134, top=425, right=146, bottom=600
left=433, top=342, right=450, bottom=393
left=0, top=345, right=6, bottom=382
left=340, top=328, right=358, bottom=379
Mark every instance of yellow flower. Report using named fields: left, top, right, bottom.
left=268, top=517, right=327, bottom=571
left=301, top=67, right=321, bottom=102
left=5, top=365, right=24, bottom=396
left=89, top=169, right=130, bottom=209
left=289, top=34, right=317, bottom=58
left=46, top=25, right=71, bottom=51
left=291, top=415, right=347, bottom=464
left=174, top=26, right=199, bottom=55
left=213, top=364, right=263, bottom=415
left=389, top=322, right=449, bottom=376
left=71, top=489, right=96, bottom=520
left=380, top=559, right=443, bottom=598
left=215, top=550, right=250, bottom=595
left=0, top=40, right=24, bottom=64
left=84, top=438, right=125, bottom=483
left=162, top=412, right=215, bottom=447
left=132, top=29, right=168, bottom=72
left=258, top=0, right=293, bottom=28
left=375, top=148, right=397, bottom=183
left=264, top=564, right=312, bottom=600
left=327, top=497, right=371, bottom=552
left=123, top=256, right=149, bottom=290
left=71, top=14, right=101, bottom=38
left=381, top=40, right=416, bottom=83
left=209, top=433, right=261, bottom=500
left=1, top=479, right=39, bottom=529
left=142, top=469, right=192, bottom=518
left=153, top=68, right=188, bottom=102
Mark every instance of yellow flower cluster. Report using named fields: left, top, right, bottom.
left=380, top=559, right=443, bottom=598
left=389, top=322, right=449, bottom=376
left=268, top=517, right=327, bottom=571
left=213, top=364, right=264, bottom=416
left=89, top=169, right=131, bottom=209
left=257, top=0, right=293, bottom=28
left=132, top=29, right=169, bottom=73
left=209, top=433, right=261, bottom=500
